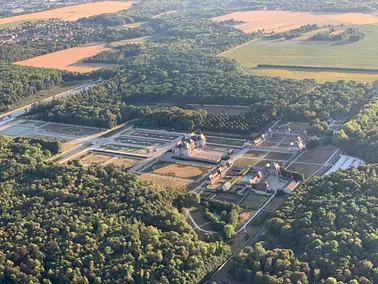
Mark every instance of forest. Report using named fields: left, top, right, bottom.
left=230, top=165, right=378, bottom=283
left=0, top=64, right=71, bottom=114
left=0, top=135, right=61, bottom=181
left=335, top=97, right=378, bottom=163
left=0, top=137, right=231, bottom=283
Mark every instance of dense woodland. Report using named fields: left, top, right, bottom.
left=0, top=137, right=231, bottom=283
left=0, top=64, right=71, bottom=113
left=230, top=165, right=378, bottom=283
left=336, top=97, right=378, bottom=163
left=0, top=135, right=61, bottom=181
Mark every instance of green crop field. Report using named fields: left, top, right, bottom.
left=222, top=24, right=378, bottom=83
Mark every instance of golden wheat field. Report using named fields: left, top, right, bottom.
left=0, top=1, right=133, bottom=25
left=213, top=11, right=378, bottom=33
left=14, top=43, right=116, bottom=73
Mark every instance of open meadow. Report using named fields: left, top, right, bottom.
left=216, top=10, right=378, bottom=82
left=0, top=1, right=133, bottom=26
left=14, top=43, right=116, bottom=73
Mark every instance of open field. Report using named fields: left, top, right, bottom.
left=206, top=136, right=246, bottom=146
left=100, top=144, right=150, bottom=155
left=0, top=19, right=39, bottom=29
left=216, top=193, right=243, bottom=204
left=245, top=150, right=268, bottom=159
left=82, top=154, right=113, bottom=165
left=234, top=158, right=260, bottom=168
left=139, top=173, right=190, bottom=190
left=40, top=123, right=101, bottom=136
left=110, top=157, right=139, bottom=168
left=149, top=162, right=209, bottom=179
left=14, top=43, right=117, bottom=73
left=0, top=1, right=133, bottom=25
left=240, top=193, right=269, bottom=210
left=265, top=152, right=294, bottom=161
left=221, top=24, right=378, bottom=82
left=115, top=136, right=166, bottom=146
left=213, top=11, right=378, bottom=33
left=296, top=146, right=338, bottom=164
left=288, top=162, right=323, bottom=179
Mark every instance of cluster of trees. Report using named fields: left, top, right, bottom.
left=84, top=44, right=143, bottom=64
left=203, top=199, right=242, bottom=239
left=279, top=81, right=372, bottom=128
left=135, top=107, right=207, bottom=131
left=231, top=165, right=378, bottom=283
left=0, top=135, right=61, bottom=181
left=29, top=100, right=151, bottom=129
left=0, top=64, right=68, bottom=113
left=0, top=138, right=231, bottom=282
left=265, top=24, right=320, bottom=40
left=202, top=113, right=259, bottom=135
left=335, top=97, right=378, bottom=162
left=309, top=27, right=366, bottom=42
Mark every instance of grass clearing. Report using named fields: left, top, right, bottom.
left=265, top=152, right=294, bottom=161
left=139, top=173, right=190, bottom=191
left=297, top=147, right=338, bottom=164
left=216, top=193, right=243, bottom=204
left=288, top=162, right=323, bottom=178
left=206, top=136, right=245, bottom=146
left=150, top=162, right=209, bottom=179
left=234, top=158, right=260, bottom=168
left=83, top=154, right=113, bottom=165
left=240, top=193, right=269, bottom=210
left=245, top=150, right=268, bottom=159
left=110, top=157, right=138, bottom=168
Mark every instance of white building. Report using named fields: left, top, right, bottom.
left=173, top=133, right=206, bottom=159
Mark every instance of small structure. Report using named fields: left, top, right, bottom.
left=208, top=161, right=233, bottom=184
left=281, top=181, right=300, bottom=194
left=222, top=182, right=232, bottom=192
left=247, top=171, right=263, bottom=185
left=266, top=162, right=281, bottom=176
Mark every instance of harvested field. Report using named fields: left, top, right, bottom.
left=213, top=11, right=378, bottom=34
left=14, top=43, right=117, bottom=73
left=288, top=162, right=323, bottom=179
left=297, top=147, right=338, bottom=164
left=152, top=162, right=208, bottom=179
left=139, top=173, right=190, bottom=190
left=0, top=1, right=133, bottom=25
left=240, top=193, right=269, bottom=210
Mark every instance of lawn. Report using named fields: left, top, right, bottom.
left=151, top=162, right=209, bottom=179
left=296, top=146, right=338, bottom=164
left=234, top=158, right=260, bottom=168
left=139, top=173, right=190, bottom=191
left=222, top=24, right=378, bottom=82
left=288, top=162, right=323, bottom=179
left=265, top=152, right=294, bottom=161
left=240, top=192, right=269, bottom=210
